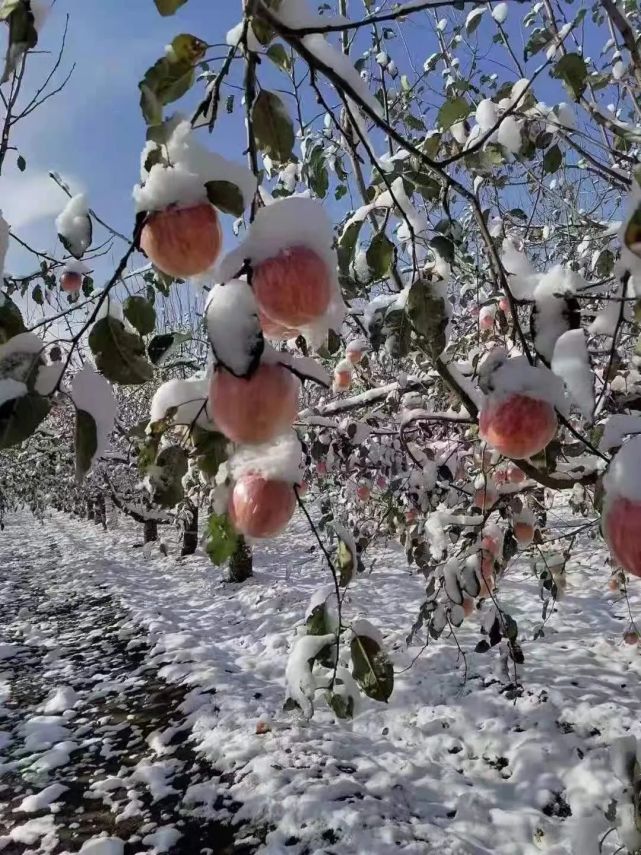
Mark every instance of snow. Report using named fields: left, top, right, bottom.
left=5, top=501, right=641, bottom=853
left=0, top=331, right=44, bottom=375
left=465, top=7, right=484, bottom=31
left=70, top=365, right=117, bottom=472
left=497, top=115, right=522, bottom=154
left=475, top=99, right=497, bottom=131
left=133, top=119, right=257, bottom=213
left=274, top=1, right=382, bottom=120
left=217, top=196, right=346, bottom=347
left=599, top=414, right=641, bottom=452
left=229, top=431, right=303, bottom=484
left=35, top=362, right=64, bottom=396
left=0, top=377, right=26, bottom=406
left=589, top=280, right=632, bottom=336
left=479, top=349, right=567, bottom=411
left=55, top=193, right=91, bottom=257
left=551, top=330, right=594, bottom=420
left=225, top=20, right=262, bottom=53
left=141, top=825, right=181, bottom=852
left=500, top=238, right=538, bottom=299
left=492, top=2, right=508, bottom=23
left=15, top=783, right=67, bottom=813
left=149, top=377, right=212, bottom=429
left=285, top=633, right=336, bottom=717
left=603, top=434, right=641, bottom=501
left=532, top=264, right=578, bottom=361
left=40, top=685, right=79, bottom=714
left=9, top=815, right=56, bottom=845
left=205, top=280, right=262, bottom=376
left=79, top=837, right=125, bottom=855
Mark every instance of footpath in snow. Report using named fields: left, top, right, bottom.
left=1, top=507, right=641, bottom=854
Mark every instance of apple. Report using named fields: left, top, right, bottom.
left=229, top=474, right=296, bottom=538
left=479, top=393, right=557, bottom=459
left=253, top=245, right=331, bottom=327
left=140, top=202, right=222, bottom=278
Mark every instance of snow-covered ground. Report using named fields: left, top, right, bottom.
left=2, top=504, right=641, bottom=854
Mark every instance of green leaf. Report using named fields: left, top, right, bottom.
left=153, top=0, right=188, bottom=15
left=351, top=632, right=394, bottom=702
left=542, top=143, right=563, bottom=174
left=205, top=180, right=246, bottom=216
left=191, top=425, right=228, bottom=478
left=337, top=540, right=354, bottom=587
left=366, top=231, right=394, bottom=280
left=266, top=43, right=291, bottom=72
left=524, top=26, right=554, bottom=60
left=150, top=445, right=188, bottom=508
left=327, top=691, right=354, bottom=719
left=0, top=293, right=25, bottom=344
left=139, top=34, right=206, bottom=125
left=430, top=234, right=454, bottom=263
left=123, top=296, right=156, bottom=336
left=31, top=283, right=43, bottom=305
left=437, top=97, right=469, bottom=131
left=595, top=248, right=615, bottom=277
left=407, top=277, right=448, bottom=358
left=89, top=317, right=154, bottom=385
left=206, top=512, right=239, bottom=565
left=252, top=89, right=295, bottom=162
left=16, top=153, right=25, bottom=171
left=147, top=331, right=191, bottom=365
left=75, top=409, right=97, bottom=482
left=553, top=52, right=587, bottom=101
left=0, top=393, right=50, bottom=449
left=338, top=219, right=364, bottom=275
left=0, top=0, right=37, bottom=84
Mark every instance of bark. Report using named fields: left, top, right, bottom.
left=228, top=536, right=253, bottom=582
left=181, top=501, right=199, bottom=557
left=144, top=518, right=158, bottom=543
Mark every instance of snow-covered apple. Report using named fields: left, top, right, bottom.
left=60, top=271, right=82, bottom=293
left=228, top=474, right=296, bottom=538
left=623, top=630, right=639, bottom=645
left=499, top=297, right=510, bottom=315
left=259, top=311, right=299, bottom=341
left=209, top=363, right=299, bottom=445
left=479, top=307, right=495, bottom=331
left=333, top=369, right=351, bottom=391
left=479, top=393, right=557, bottom=459
left=513, top=521, right=534, bottom=545
left=507, top=463, right=526, bottom=484
left=140, top=202, right=222, bottom=278
left=473, top=480, right=498, bottom=510
left=253, top=245, right=331, bottom=327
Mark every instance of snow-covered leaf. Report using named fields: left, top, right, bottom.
left=366, top=232, right=394, bottom=280
left=56, top=194, right=92, bottom=260
left=0, top=0, right=37, bottom=83
left=551, top=329, right=594, bottom=421
left=206, top=512, right=238, bottom=566
left=252, top=89, right=295, bottom=163
left=465, top=7, right=484, bottom=34
left=351, top=632, right=393, bottom=703
left=70, top=365, right=117, bottom=478
left=123, top=296, right=156, bottom=336
left=205, top=280, right=263, bottom=377
left=149, top=445, right=188, bottom=508
left=89, top=317, right=154, bottom=385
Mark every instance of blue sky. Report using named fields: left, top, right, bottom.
left=2, top=0, right=243, bottom=277
left=1, top=0, right=606, bottom=287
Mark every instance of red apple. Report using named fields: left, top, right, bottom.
left=253, top=245, right=331, bottom=328
left=316, top=461, right=327, bottom=476
left=624, top=630, right=639, bottom=645
left=499, top=297, right=510, bottom=315
left=259, top=311, right=299, bottom=341
left=603, top=496, right=641, bottom=578
left=507, top=463, right=526, bottom=484
left=209, top=363, right=299, bottom=445
left=406, top=508, right=418, bottom=524
left=356, top=485, right=370, bottom=501
left=462, top=596, right=475, bottom=617
left=229, top=474, right=296, bottom=538
left=473, top=483, right=498, bottom=510
left=479, top=307, right=495, bottom=331
left=140, top=203, right=222, bottom=278
left=61, top=271, right=82, bottom=294
left=479, top=393, right=557, bottom=459
left=333, top=369, right=351, bottom=391
left=513, top=521, right=534, bottom=545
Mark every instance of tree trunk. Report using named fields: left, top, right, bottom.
left=86, top=499, right=94, bottom=521
left=228, top=536, right=253, bottom=583
left=95, top=494, right=107, bottom=530
left=144, top=518, right=158, bottom=543
left=181, top=501, right=199, bottom=556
